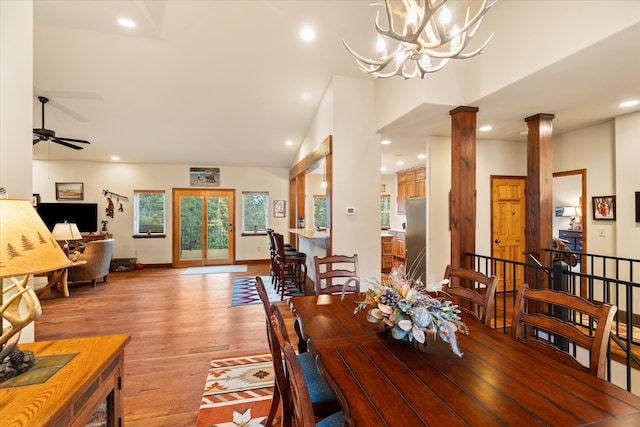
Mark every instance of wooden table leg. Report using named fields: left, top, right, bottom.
left=36, top=268, right=70, bottom=298
left=61, top=268, right=70, bottom=297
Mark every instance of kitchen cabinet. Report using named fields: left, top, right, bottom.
left=389, top=230, right=406, bottom=263
left=381, top=234, right=394, bottom=273
left=396, top=166, right=426, bottom=214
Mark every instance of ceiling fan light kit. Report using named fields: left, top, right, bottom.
left=343, top=0, right=498, bottom=79
left=33, top=96, right=91, bottom=150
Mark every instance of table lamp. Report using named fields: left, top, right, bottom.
left=0, top=199, right=71, bottom=382
left=562, top=206, right=582, bottom=230
left=52, top=221, right=83, bottom=256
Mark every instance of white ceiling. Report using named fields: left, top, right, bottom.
left=32, top=1, right=640, bottom=174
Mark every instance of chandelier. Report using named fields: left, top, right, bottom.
left=343, top=0, right=498, bottom=79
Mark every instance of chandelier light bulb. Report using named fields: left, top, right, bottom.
left=376, top=35, right=387, bottom=56
left=406, top=6, right=419, bottom=33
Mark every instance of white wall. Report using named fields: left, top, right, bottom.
left=1, top=0, right=35, bottom=343
left=554, top=122, right=617, bottom=257
left=32, top=160, right=290, bottom=264
left=615, top=111, right=640, bottom=261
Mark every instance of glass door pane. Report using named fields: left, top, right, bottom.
left=206, top=195, right=229, bottom=260
left=179, top=195, right=203, bottom=261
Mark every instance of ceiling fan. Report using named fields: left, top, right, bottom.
left=33, top=96, right=90, bottom=150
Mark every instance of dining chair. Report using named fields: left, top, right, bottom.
left=313, top=255, right=360, bottom=295
left=255, top=277, right=339, bottom=425
left=510, top=283, right=617, bottom=379
left=443, top=265, right=498, bottom=326
left=270, top=304, right=341, bottom=418
left=272, top=312, right=345, bottom=427
left=255, top=276, right=291, bottom=427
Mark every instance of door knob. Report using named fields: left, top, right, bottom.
left=494, top=239, right=501, bottom=244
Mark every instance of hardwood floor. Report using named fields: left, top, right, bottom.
left=35, top=264, right=277, bottom=427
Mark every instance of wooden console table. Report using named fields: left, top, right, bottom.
left=0, top=334, right=130, bottom=427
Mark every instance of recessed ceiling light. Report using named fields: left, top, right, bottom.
left=381, top=139, right=391, bottom=145
left=479, top=125, right=492, bottom=132
left=396, top=161, right=404, bottom=166
left=111, top=155, right=120, bottom=161
left=117, top=18, right=136, bottom=28
left=418, top=154, right=426, bottom=159
left=300, top=26, right=315, bottom=41
left=301, top=92, right=312, bottom=101
left=285, top=140, right=294, bottom=146
left=380, top=167, right=387, bottom=172
left=620, top=100, right=640, bottom=108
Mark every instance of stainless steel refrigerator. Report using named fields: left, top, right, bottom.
left=406, top=197, right=427, bottom=282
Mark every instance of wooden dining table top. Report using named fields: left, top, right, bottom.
left=290, top=294, right=640, bottom=427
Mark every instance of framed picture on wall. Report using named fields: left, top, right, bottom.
left=592, top=195, right=616, bottom=220
left=274, top=200, right=286, bottom=218
left=55, top=182, right=84, bottom=200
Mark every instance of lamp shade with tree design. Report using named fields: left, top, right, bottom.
left=1, top=199, right=71, bottom=382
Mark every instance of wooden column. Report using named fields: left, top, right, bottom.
left=525, top=113, right=555, bottom=288
left=449, top=106, right=478, bottom=269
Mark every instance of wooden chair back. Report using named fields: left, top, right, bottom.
left=313, top=254, right=360, bottom=295
left=255, top=276, right=292, bottom=426
left=443, top=265, right=498, bottom=326
left=271, top=311, right=316, bottom=427
left=510, top=283, right=617, bottom=379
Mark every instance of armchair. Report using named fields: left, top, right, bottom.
left=68, top=239, right=114, bottom=287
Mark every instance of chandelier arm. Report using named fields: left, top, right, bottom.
left=416, top=58, right=450, bottom=76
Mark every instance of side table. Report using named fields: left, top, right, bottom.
left=38, top=260, right=88, bottom=298
left=0, top=334, right=130, bottom=426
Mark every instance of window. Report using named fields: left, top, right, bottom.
left=313, top=196, right=326, bottom=229
left=381, top=194, right=391, bottom=228
left=134, top=190, right=166, bottom=235
left=242, top=192, right=268, bottom=233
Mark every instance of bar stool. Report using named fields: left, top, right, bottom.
left=273, top=232, right=307, bottom=299
left=267, top=229, right=298, bottom=290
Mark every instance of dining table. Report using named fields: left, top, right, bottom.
left=290, top=294, right=640, bottom=427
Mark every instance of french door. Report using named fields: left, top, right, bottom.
left=172, top=188, right=235, bottom=267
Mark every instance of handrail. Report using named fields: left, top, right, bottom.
left=467, top=249, right=640, bottom=393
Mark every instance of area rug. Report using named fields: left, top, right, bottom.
left=183, top=265, right=248, bottom=275
left=195, top=353, right=278, bottom=427
left=231, top=276, right=304, bottom=306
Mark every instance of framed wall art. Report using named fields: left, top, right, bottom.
left=592, top=195, right=616, bottom=220
left=55, top=182, right=84, bottom=201
left=190, top=167, right=220, bottom=187
left=274, top=200, right=286, bottom=218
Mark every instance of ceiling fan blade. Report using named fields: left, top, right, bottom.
left=33, top=136, right=44, bottom=145
left=51, top=138, right=84, bottom=150
left=55, top=136, right=91, bottom=144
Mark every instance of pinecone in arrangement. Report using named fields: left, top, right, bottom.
left=8, top=349, right=25, bottom=366
left=379, top=289, right=401, bottom=308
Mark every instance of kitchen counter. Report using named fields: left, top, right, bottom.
left=288, top=228, right=329, bottom=241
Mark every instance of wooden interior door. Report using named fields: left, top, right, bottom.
left=172, top=188, right=235, bottom=267
left=491, top=176, right=526, bottom=292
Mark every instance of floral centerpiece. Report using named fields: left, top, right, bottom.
left=355, top=265, right=468, bottom=357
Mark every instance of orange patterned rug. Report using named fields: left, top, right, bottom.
left=195, top=353, right=279, bottom=427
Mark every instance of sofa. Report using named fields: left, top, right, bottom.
left=68, top=239, right=114, bottom=287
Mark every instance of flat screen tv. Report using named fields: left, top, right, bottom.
left=37, top=202, right=99, bottom=233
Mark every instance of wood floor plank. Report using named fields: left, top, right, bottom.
left=35, top=264, right=277, bottom=427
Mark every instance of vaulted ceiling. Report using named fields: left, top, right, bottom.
left=32, top=1, right=640, bottom=173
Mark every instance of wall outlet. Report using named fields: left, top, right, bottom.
left=599, top=229, right=605, bottom=237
